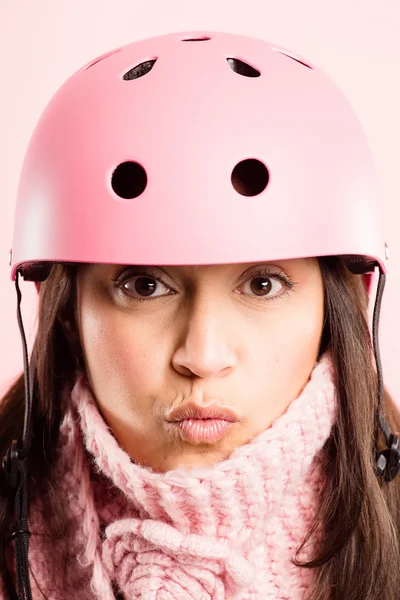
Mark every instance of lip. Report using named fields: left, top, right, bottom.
left=167, top=401, right=240, bottom=423
left=171, top=419, right=236, bottom=443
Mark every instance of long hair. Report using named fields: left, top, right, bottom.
left=0, top=257, right=400, bottom=599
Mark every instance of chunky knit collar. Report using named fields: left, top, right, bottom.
left=17, top=351, right=337, bottom=599
left=52, top=349, right=337, bottom=599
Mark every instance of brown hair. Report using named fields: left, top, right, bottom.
left=0, top=256, right=400, bottom=599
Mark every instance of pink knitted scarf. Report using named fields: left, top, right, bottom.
left=6, top=350, right=337, bottom=599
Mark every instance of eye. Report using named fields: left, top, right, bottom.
left=120, top=274, right=173, bottom=300
left=236, top=272, right=290, bottom=302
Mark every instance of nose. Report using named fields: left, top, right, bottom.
left=171, top=297, right=237, bottom=378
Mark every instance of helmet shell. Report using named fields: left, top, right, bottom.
left=10, top=30, right=387, bottom=283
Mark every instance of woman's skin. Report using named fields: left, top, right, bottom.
left=75, top=258, right=324, bottom=473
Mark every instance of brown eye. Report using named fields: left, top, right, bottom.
left=131, top=276, right=155, bottom=297
left=250, top=277, right=273, bottom=296
left=238, top=274, right=285, bottom=300
left=123, top=276, right=170, bottom=299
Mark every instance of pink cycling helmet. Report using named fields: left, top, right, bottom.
left=9, top=30, right=387, bottom=293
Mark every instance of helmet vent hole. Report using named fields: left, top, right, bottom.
left=274, top=51, right=312, bottom=69
left=231, top=159, right=269, bottom=196
left=227, top=58, right=260, bottom=78
left=123, top=59, right=157, bottom=80
left=111, top=162, right=147, bottom=199
left=181, top=37, right=211, bottom=41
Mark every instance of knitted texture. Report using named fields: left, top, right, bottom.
left=3, top=350, right=337, bottom=599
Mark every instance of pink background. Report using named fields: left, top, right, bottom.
left=1, top=1, right=399, bottom=397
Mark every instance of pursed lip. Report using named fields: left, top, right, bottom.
left=167, top=401, right=240, bottom=423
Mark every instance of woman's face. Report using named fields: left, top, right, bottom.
left=76, top=258, right=324, bottom=473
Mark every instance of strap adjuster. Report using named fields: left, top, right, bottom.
left=2, top=440, right=21, bottom=491
left=376, top=432, right=400, bottom=482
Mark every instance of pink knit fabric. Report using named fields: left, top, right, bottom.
left=3, top=350, right=337, bottom=599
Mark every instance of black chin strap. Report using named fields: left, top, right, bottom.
left=373, top=270, right=400, bottom=481
left=1, top=264, right=399, bottom=598
left=2, top=270, right=33, bottom=600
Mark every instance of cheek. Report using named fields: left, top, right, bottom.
left=79, top=305, right=165, bottom=398
left=247, top=294, right=324, bottom=405
left=279, top=299, right=324, bottom=365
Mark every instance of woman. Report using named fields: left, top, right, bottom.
left=1, top=30, right=400, bottom=600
